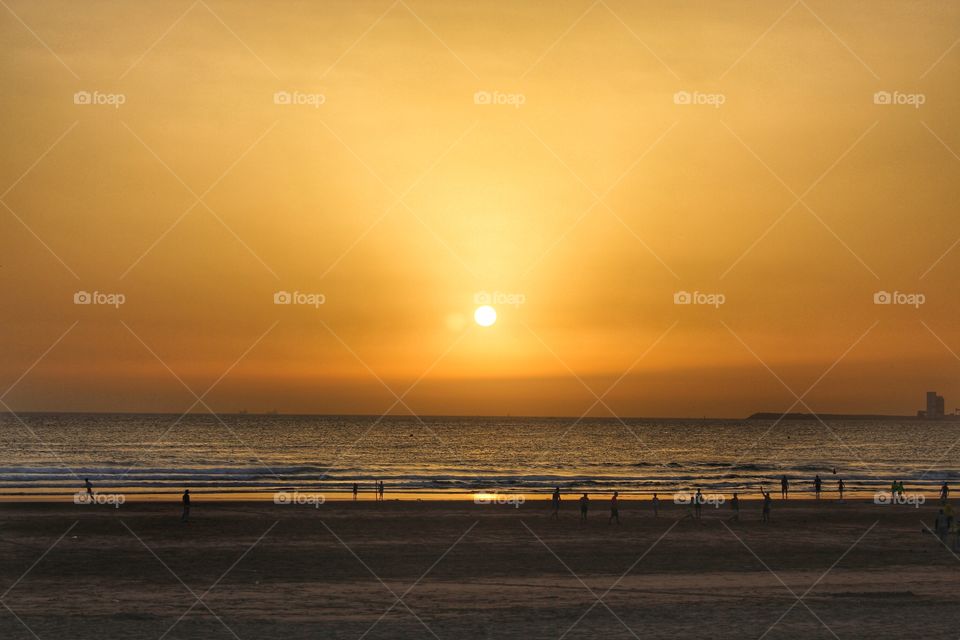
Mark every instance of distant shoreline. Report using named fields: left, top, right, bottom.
left=746, top=412, right=960, bottom=421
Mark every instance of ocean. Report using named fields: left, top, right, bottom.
left=1, top=413, right=957, bottom=498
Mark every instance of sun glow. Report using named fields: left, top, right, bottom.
left=474, top=305, right=497, bottom=327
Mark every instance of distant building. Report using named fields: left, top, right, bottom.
left=925, top=391, right=946, bottom=419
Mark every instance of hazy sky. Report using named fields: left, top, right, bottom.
left=1, top=0, right=959, bottom=417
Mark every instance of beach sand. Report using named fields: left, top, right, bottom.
left=0, top=498, right=956, bottom=639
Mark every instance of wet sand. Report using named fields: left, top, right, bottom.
left=0, top=498, right=957, bottom=639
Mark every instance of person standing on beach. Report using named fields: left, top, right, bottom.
left=378, top=480, right=385, bottom=501
left=579, top=493, right=589, bottom=521
left=608, top=491, right=620, bottom=525
left=352, top=483, right=358, bottom=501
left=760, top=487, right=771, bottom=523
left=551, top=487, right=561, bottom=519
left=85, top=478, right=94, bottom=503
left=730, top=493, right=740, bottom=521
left=652, top=493, right=660, bottom=517
left=780, top=476, right=789, bottom=500
left=838, top=478, right=845, bottom=502
left=814, top=475, right=822, bottom=500
left=935, top=509, right=949, bottom=541
left=941, top=483, right=950, bottom=503
left=181, top=489, right=190, bottom=523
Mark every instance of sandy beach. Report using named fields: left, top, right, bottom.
left=1, top=498, right=957, bottom=639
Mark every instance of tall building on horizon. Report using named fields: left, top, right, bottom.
left=925, top=391, right=945, bottom=419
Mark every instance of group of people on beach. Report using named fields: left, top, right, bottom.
left=545, top=479, right=955, bottom=525
left=79, top=476, right=954, bottom=532
left=351, top=481, right=385, bottom=501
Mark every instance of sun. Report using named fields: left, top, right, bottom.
left=474, top=305, right=497, bottom=327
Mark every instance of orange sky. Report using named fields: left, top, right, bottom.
left=1, top=0, right=959, bottom=417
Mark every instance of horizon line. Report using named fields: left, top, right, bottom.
left=2, top=409, right=955, bottom=422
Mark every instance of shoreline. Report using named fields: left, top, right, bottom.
left=0, top=488, right=939, bottom=503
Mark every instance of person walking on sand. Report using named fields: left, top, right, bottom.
left=730, top=493, right=740, bottom=521
left=780, top=475, right=789, bottom=500
left=838, top=478, right=845, bottom=502
left=579, top=493, right=589, bottom=521
left=551, top=487, right=561, bottom=519
left=378, top=480, right=385, bottom=501
left=814, top=475, right=822, bottom=500
left=694, top=488, right=704, bottom=520
left=352, top=483, right=358, bottom=501
left=85, top=478, right=94, bottom=503
left=941, top=482, right=950, bottom=504
left=652, top=493, right=660, bottom=517
left=608, top=491, right=620, bottom=525
left=181, top=489, right=191, bottom=523
left=760, top=487, right=771, bottom=523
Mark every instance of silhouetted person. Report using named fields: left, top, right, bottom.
left=378, top=481, right=384, bottom=501
left=814, top=475, right=822, bottom=500
left=730, top=493, right=740, bottom=521
left=694, top=488, right=703, bottom=520
left=652, top=493, right=660, bottom=517
left=551, top=487, right=561, bottom=519
left=579, top=493, right=589, bottom=521
left=85, top=478, right=94, bottom=502
left=608, top=491, right=620, bottom=524
left=935, top=509, right=949, bottom=541
left=838, top=478, right=845, bottom=502
left=352, top=483, right=358, bottom=501
left=941, top=483, right=950, bottom=503
left=761, top=487, right=771, bottom=523
left=181, top=489, right=191, bottom=523
left=780, top=475, right=789, bottom=500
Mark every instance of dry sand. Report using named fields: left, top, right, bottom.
left=0, top=498, right=957, bottom=639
